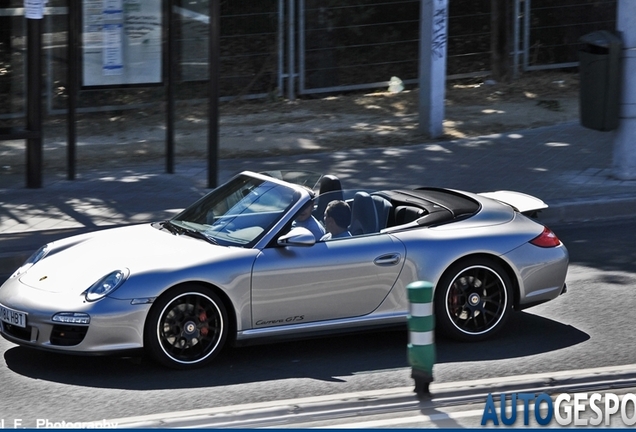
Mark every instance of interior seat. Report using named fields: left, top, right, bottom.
left=394, top=205, right=425, bottom=225
left=372, top=195, right=392, bottom=230
left=313, top=175, right=343, bottom=220
left=349, top=191, right=379, bottom=235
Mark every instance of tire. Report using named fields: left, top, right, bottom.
left=145, top=285, right=228, bottom=369
left=434, top=258, right=512, bottom=342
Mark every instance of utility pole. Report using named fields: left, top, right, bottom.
left=613, top=0, right=636, bottom=179
left=418, top=0, right=448, bottom=139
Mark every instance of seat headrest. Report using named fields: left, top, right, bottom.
left=395, top=206, right=425, bottom=225
left=349, top=192, right=379, bottom=235
left=319, top=175, right=342, bottom=195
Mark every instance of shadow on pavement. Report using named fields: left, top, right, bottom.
left=436, top=310, right=589, bottom=363
left=3, top=310, right=588, bottom=390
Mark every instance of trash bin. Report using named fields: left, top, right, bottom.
left=579, top=30, right=622, bottom=131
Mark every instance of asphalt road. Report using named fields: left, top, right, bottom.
left=1, top=218, right=635, bottom=427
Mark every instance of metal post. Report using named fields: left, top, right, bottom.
left=277, top=0, right=284, bottom=96
left=166, top=0, right=175, bottom=174
left=418, top=0, right=448, bottom=138
left=208, top=0, right=219, bottom=188
left=67, top=1, right=79, bottom=180
left=613, top=0, right=636, bottom=179
left=297, top=0, right=305, bottom=94
left=523, top=0, right=530, bottom=72
left=287, top=0, right=295, bottom=100
left=513, top=0, right=520, bottom=79
left=26, top=10, right=43, bottom=188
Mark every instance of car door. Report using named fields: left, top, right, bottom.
left=250, top=233, right=406, bottom=328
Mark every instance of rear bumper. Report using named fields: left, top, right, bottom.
left=502, top=242, right=569, bottom=308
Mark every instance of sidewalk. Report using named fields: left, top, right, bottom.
left=2, top=121, right=636, bottom=275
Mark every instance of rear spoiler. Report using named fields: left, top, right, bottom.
left=478, top=190, right=548, bottom=218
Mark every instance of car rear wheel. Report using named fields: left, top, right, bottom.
left=435, top=258, right=512, bottom=342
left=145, top=285, right=228, bottom=369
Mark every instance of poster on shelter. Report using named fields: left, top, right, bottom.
left=82, top=0, right=162, bottom=86
left=24, top=0, right=45, bottom=19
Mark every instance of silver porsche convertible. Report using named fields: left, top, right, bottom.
left=0, top=170, right=568, bottom=369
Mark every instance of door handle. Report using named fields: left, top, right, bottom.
left=374, top=253, right=401, bottom=266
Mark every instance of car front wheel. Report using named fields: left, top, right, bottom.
left=435, top=258, right=512, bottom=342
left=145, top=285, right=228, bottom=369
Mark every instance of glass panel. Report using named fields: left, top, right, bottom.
left=176, top=0, right=280, bottom=99
left=0, top=7, right=25, bottom=124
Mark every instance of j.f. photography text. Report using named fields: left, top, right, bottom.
left=0, top=419, right=118, bottom=428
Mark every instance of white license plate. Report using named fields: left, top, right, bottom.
left=0, top=304, right=27, bottom=328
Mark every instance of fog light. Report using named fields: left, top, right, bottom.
left=52, top=312, right=90, bottom=325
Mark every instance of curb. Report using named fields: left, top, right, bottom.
left=0, top=196, right=636, bottom=277
left=103, top=364, right=636, bottom=428
left=3, top=196, right=636, bottom=278
left=542, top=196, right=636, bottom=225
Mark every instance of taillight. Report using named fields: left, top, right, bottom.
left=530, top=226, right=561, bottom=248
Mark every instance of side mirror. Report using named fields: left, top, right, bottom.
left=277, top=227, right=316, bottom=247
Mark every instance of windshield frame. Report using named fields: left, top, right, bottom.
left=171, top=171, right=312, bottom=248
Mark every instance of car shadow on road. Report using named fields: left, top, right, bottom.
left=436, top=310, right=589, bottom=363
left=3, top=310, right=588, bottom=390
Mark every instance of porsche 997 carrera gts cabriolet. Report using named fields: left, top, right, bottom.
left=0, top=170, right=568, bottom=369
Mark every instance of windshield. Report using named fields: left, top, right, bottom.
left=171, top=174, right=301, bottom=247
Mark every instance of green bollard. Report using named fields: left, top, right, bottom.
left=407, top=281, right=435, bottom=397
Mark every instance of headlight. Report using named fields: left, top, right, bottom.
left=84, top=269, right=128, bottom=302
left=10, top=245, right=50, bottom=279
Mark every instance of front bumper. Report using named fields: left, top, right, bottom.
left=0, top=278, right=151, bottom=354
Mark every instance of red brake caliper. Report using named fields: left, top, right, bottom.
left=198, top=310, right=209, bottom=336
left=450, top=284, right=461, bottom=313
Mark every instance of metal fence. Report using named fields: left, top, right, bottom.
left=298, top=0, right=421, bottom=94
left=0, top=0, right=618, bottom=119
left=166, top=0, right=281, bottom=102
left=295, top=0, right=617, bottom=95
left=522, top=0, right=617, bottom=71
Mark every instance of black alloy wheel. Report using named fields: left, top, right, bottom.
left=435, top=258, right=512, bottom=342
left=145, top=285, right=228, bottom=369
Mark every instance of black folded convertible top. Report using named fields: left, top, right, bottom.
left=376, top=187, right=481, bottom=219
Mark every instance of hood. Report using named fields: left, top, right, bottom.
left=19, top=224, right=229, bottom=295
